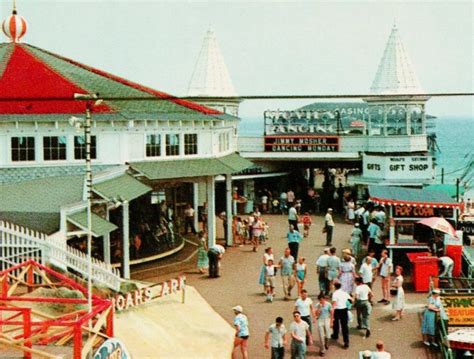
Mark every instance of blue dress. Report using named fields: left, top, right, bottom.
left=421, top=296, right=441, bottom=336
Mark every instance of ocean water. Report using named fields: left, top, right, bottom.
left=238, top=116, right=474, bottom=195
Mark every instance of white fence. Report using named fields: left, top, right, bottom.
left=0, top=221, right=122, bottom=291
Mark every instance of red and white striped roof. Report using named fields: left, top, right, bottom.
left=2, top=6, right=28, bottom=43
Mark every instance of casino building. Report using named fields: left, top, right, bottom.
left=238, top=24, right=436, bottom=195
left=0, top=5, right=251, bottom=279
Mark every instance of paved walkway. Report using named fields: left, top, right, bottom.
left=132, top=214, right=441, bottom=359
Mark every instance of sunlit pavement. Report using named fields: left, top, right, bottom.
left=132, top=214, right=440, bottom=358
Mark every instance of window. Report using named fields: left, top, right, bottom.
left=146, top=134, right=161, bottom=157
left=43, top=136, right=67, bottom=161
left=166, top=134, right=180, bottom=156
left=74, top=136, right=97, bottom=160
left=11, top=136, right=35, bottom=162
left=184, top=134, right=198, bottom=155
left=219, top=132, right=230, bottom=152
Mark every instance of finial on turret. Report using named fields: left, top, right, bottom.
left=2, top=0, right=28, bottom=43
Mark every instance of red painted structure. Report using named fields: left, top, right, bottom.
left=0, top=260, right=114, bottom=359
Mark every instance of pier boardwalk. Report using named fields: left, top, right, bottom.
left=132, top=214, right=441, bottom=359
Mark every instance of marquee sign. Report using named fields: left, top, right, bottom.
left=363, top=154, right=434, bottom=181
left=264, top=136, right=339, bottom=152
left=441, top=295, right=474, bottom=326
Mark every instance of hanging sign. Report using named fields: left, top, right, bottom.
left=441, top=295, right=474, bottom=326
left=393, top=206, right=454, bottom=218
left=93, top=338, right=131, bottom=359
left=458, top=221, right=474, bottom=235
left=264, top=136, right=339, bottom=152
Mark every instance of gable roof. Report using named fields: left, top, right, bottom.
left=0, top=42, right=222, bottom=117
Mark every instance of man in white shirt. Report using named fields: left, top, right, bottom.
left=324, top=208, right=335, bottom=246
left=264, top=316, right=287, bottom=359
left=354, top=277, right=373, bottom=339
left=359, top=256, right=374, bottom=288
left=207, top=244, right=225, bottom=278
left=288, top=204, right=299, bottom=231
left=290, top=311, right=312, bottom=358
left=331, top=282, right=352, bottom=349
left=316, top=248, right=330, bottom=295
left=294, top=289, right=315, bottom=344
left=373, top=340, right=392, bottom=359
left=183, top=203, right=197, bottom=234
left=439, top=256, right=454, bottom=286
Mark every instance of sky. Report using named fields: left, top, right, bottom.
left=1, top=0, right=473, bottom=118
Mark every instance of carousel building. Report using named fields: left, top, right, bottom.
left=0, top=6, right=251, bottom=279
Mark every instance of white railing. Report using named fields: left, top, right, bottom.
left=0, top=221, right=122, bottom=291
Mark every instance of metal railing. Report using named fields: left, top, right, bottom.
left=0, top=221, right=121, bottom=291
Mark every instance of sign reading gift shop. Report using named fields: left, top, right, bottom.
left=441, top=295, right=474, bottom=326
left=264, top=136, right=339, bottom=152
left=363, top=155, right=433, bottom=181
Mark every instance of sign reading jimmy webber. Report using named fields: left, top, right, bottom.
left=363, top=155, right=433, bottom=181
left=264, top=136, right=339, bottom=152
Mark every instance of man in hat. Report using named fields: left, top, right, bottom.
left=324, top=209, right=335, bottom=246
left=232, top=305, right=249, bottom=359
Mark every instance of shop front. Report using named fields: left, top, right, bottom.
left=368, top=186, right=461, bottom=259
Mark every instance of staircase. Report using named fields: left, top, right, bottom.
left=0, top=221, right=122, bottom=291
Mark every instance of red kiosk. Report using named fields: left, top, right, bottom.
left=368, top=186, right=463, bottom=291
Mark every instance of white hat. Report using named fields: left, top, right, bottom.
left=362, top=350, right=372, bottom=358
left=432, top=289, right=441, bottom=294
left=328, top=208, right=333, bottom=212
left=232, top=305, right=243, bottom=313
left=355, top=223, right=360, bottom=227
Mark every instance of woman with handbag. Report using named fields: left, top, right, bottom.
left=391, top=265, right=405, bottom=320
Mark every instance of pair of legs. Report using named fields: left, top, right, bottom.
left=281, top=275, right=295, bottom=299
left=355, top=300, right=372, bottom=336
left=290, top=340, right=306, bottom=359
left=317, top=318, right=331, bottom=354
left=265, top=277, right=275, bottom=301
left=296, top=278, right=305, bottom=296
left=232, top=337, right=249, bottom=359
left=318, top=271, right=329, bottom=295
left=251, top=235, right=259, bottom=252
left=326, top=226, right=333, bottom=246
left=393, top=309, right=403, bottom=320
left=207, top=251, right=219, bottom=278
left=381, top=276, right=390, bottom=302
left=332, top=308, right=349, bottom=347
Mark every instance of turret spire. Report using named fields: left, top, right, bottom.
left=2, top=0, right=28, bottom=43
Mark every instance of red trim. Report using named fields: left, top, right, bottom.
left=370, top=196, right=460, bottom=209
left=9, top=17, right=16, bottom=42
left=25, top=44, right=223, bottom=115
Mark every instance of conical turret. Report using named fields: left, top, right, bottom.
left=187, top=28, right=240, bottom=116
left=370, top=25, right=424, bottom=95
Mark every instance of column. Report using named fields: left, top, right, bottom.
left=193, top=182, right=199, bottom=232
left=122, top=201, right=130, bottom=279
left=421, top=104, right=426, bottom=134
left=383, top=104, right=388, bottom=136
left=308, top=167, right=315, bottom=188
left=367, top=107, right=372, bottom=135
left=225, top=174, right=233, bottom=246
left=206, top=176, right=216, bottom=248
left=103, top=206, right=111, bottom=265
left=405, top=105, right=411, bottom=135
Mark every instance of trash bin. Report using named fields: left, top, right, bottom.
left=406, top=252, right=439, bottom=292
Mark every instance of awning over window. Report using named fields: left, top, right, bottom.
left=368, top=185, right=461, bottom=209
left=129, top=153, right=253, bottom=180
left=67, top=211, right=118, bottom=237
left=93, top=174, right=151, bottom=202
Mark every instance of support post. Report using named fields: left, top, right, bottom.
left=206, top=176, right=216, bottom=248
left=193, top=182, right=199, bottom=232
left=103, top=206, right=111, bottom=265
left=421, top=104, right=426, bottom=134
left=405, top=104, right=411, bottom=135
left=23, top=309, right=32, bottom=359
left=85, top=105, right=93, bottom=316
left=225, top=174, right=233, bottom=246
left=122, top=201, right=130, bottom=279
left=383, top=104, right=388, bottom=136
left=73, top=324, right=82, bottom=359
left=389, top=205, right=395, bottom=245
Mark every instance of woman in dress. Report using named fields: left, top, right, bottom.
left=421, top=288, right=442, bottom=348
left=259, top=247, right=274, bottom=293
left=251, top=216, right=264, bottom=252
left=339, top=255, right=356, bottom=294
left=391, top=265, right=405, bottom=320
left=346, top=199, right=355, bottom=224
left=196, top=231, right=209, bottom=274
left=350, top=223, right=363, bottom=258
left=294, top=257, right=307, bottom=296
